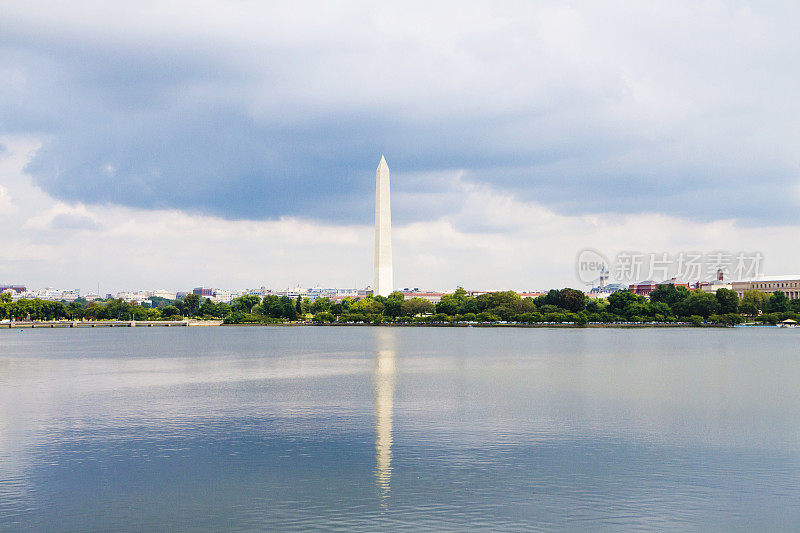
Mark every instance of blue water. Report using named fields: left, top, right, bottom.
left=1, top=326, right=799, bottom=531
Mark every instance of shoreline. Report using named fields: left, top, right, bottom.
left=2, top=320, right=782, bottom=329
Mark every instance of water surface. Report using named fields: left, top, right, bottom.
left=1, top=327, right=799, bottom=531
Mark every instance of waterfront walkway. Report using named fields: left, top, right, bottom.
left=3, top=320, right=223, bottom=328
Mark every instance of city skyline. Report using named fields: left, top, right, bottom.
left=2, top=2, right=800, bottom=292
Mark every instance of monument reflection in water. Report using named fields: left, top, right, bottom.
left=373, top=328, right=396, bottom=506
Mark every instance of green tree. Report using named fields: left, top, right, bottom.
left=475, top=291, right=520, bottom=311
left=200, top=298, right=217, bottom=317
left=65, top=301, right=85, bottom=319
left=557, top=288, right=586, bottom=312
left=625, top=302, right=650, bottom=319
left=514, top=297, right=537, bottom=314
left=607, top=290, right=645, bottom=317
left=383, top=293, right=403, bottom=317
left=232, top=295, right=260, bottom=314
left=149, top=296, right=178, bottom=309
left=585, top=298, right=604, bottom=313
left=214, top=302, right=230, bottom=318
left=435, top=297, right=459, bottom=315
left=311, top=297, right=333, bottom=314
left=740, top=290, right=768, bottom=315
left=401, top=298, right=434, bottom=316
left=722, top=313, right=743, bottom=326
left=650, top=284, right=691, bottom=311
left=351, top=297, right=384, bottom=315
left=281, top=296, right=297, bottom=320
left=182, top=294, right=201, bottom=316
left=648, top=301, right=673, bottom=319
left=684, top=291, right=719, bottom=318
left=476, top=311, right=500, bottom=322
left=103, top=298, right=131, bottom=320
left=162, top=305, right=180, bottom=317
left=491, top=305, right=517, bottom=320
left=259, top=295, right=282, bottom=317
left=436, top=288, right=468, bottom=315
left=83, top=302, right=104, bottom=320
left=766, top=291, right=790, bottom=313
left=536, top=289, right=560, bottom=307
left=715, top=288, right=739, bottom=314
left=313, top=311, right=335, bottom=323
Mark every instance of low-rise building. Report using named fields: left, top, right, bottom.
left=518, top=292, right=546, bottom=299
left=732, top=276, right=800, bottom=300
left=630, top=278, right=689, bottom=297
left=193, top=287, right=214, bottom=298
left=18, top=288, right=81, bottom=302
left=151, top=290, right=177, bottom=300
left=401, top=291, right=445, bottom=304
left=586, top=283, right=626, bottom=299
left=211, top=289, right=234, bottom=303
left=0, top=285, right=26, bottom=295
left=698, top=280, right=734, bottom=293
left=629, top=281, right=659, bottom=296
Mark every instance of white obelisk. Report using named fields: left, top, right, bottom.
left=374, top=156, right=393, bottom=297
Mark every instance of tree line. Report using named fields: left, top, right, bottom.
left=2, top=286, right=799, bottom=325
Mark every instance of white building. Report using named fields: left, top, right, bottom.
left=211, top=289, right=234, bottom=303
left=17, top=288, right=80, bottom=302
left=151, top=289, right=177, bottom=300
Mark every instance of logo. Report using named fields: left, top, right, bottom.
left=575, top=248, right=610, bottom=285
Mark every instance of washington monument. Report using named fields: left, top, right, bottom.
left=374, top=156, right=393, bottom=297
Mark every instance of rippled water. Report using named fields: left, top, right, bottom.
left=1, top=326, right=799, bottom=531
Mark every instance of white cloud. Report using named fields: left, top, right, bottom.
left=0, top=185, right=14, bottom=212
left=1, top=136, right=799, bottom=293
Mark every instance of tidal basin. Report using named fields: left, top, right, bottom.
left=1, top=327, right=800, bottom=531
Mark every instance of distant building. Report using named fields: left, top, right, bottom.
left=732, top=276, right=800, bottom=299
left=211, top=289, right=234, bottom=303
left=699, top=269, right=733, bottom=293
left=193, top=287, right=214, bottom=298
left=58, top=289, right=81, bottom=302
left=115, top=290, right=152, bottom=303
left=629, top=281, right=658, bottom=296
left=401, top=291, right=445, bottom=304
left=586, top=283, right=626, bottom=299
left=629, top=278, right=689, bottom=297
left=1, top=285, right=26, bottom=294
left=248, top=287, right=267, bottom=298
left=18, top=287, right=80, bottom=302
left=466, top=290, right=491, bottom=297
left=151, top=290, right=177, bottom=300
left=518, top=292, right=546, bottom=298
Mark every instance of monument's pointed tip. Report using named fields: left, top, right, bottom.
left=379, top=154, right=387, bottom=167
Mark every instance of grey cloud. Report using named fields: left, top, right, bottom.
left=48, top=213, right=103, bottom=231
left=1, top=1, right=799, bottom=226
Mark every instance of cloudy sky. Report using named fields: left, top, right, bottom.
left=1, top=1, right=799, bottom=293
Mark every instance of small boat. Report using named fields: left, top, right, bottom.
left=778, top=319, right=797, bottom=328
